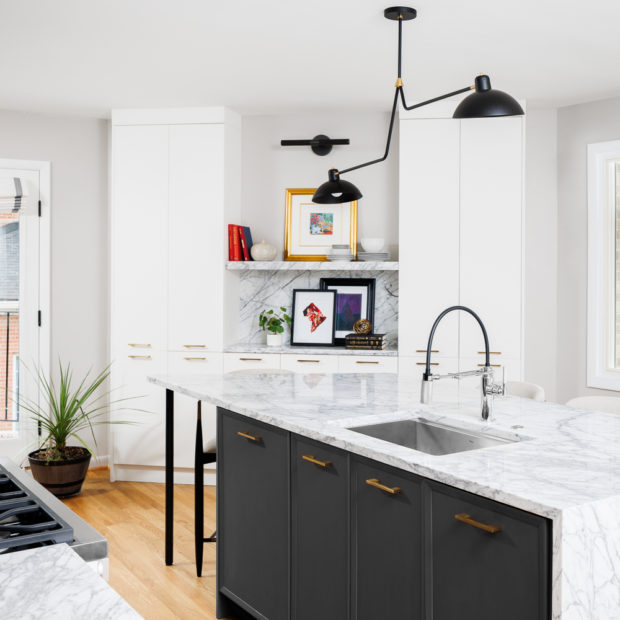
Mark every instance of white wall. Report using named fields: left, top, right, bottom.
left=0, top=109, right=109, bottom=458
left=556, top=97, right=620, bottom=403
left=241, top=111, right=399, bottom=258
left=524, top=109, right=558, bottom=401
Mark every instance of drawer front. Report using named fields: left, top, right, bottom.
left=428, top=482, right=550, bottom=620
left=338, top=355, right=398, bottom=373
left=291, top=436, right=349, bottom=620
left=223, top=352, right=281, bottom=373
left=281, top=354, right=339, bottom=373
left=218, top=409, right=290, bottom=620
left=398, top=355, right=459, bottom=378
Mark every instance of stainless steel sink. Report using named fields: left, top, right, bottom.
left=347, top=418, right=518, bottom=456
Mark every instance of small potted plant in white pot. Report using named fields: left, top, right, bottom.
left=259, top=307, right=292, bottom=347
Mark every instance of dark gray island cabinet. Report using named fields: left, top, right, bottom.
left=216, top=408, right=551, bottom=620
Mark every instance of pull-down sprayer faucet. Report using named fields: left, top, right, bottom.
left=420, top=306, right=505, bottom=421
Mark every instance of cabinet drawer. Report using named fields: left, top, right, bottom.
left=223, top=352, right=281, bottom=373
left=338, top=355, right=398, bottom=373
left=168, top=350, right=222, bottom=370
left=428, top=482, right=550, bottom=620
left=398, top=355, right=459, bottom=377
left=291, top=437, right=349, bottom=620
left=281, top=354, right=339, bottom=373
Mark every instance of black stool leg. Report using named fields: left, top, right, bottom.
left=195, top=400, right=204, bottom=577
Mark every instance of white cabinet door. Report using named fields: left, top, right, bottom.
left=459, top=117, right=523, bottom=368
left=337, top=355, right=398, bottom=373
left=399, top=119, right=460, bottom=358
left=280, top=354, right=339, bottom=373
left=111, top=125, right=169, bottom=352
left=398, top=355, right=459, bottom=381
left=223, top=353, right=281, bottom=372
left=168, top=124, right=225, bottom=352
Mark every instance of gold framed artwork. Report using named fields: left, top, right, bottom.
left=284, top=188, right=358, bottom=261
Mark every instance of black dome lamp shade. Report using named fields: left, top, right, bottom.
left=312, top=6, right=523, bottom=205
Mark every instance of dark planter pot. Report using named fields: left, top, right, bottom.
left=28, top=447, right=91, bottom=498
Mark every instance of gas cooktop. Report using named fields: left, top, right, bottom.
left=0, top=464, right=74, bottom=554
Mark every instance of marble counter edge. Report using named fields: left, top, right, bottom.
left=224, top=343, right=398, bottom=357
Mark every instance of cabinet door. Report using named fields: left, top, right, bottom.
left=217, top=409, right=290, bottom=620
left=459, top=117, right=523, bottom=367
left=428, top=482, right=550, bottom=620
left=111, top=125, right=168, bottom=351
left=291, top=436, right=349, bottom=620
left=168, top=124, right=225, bottom=352
left=281, top=354, right=340, bottom=373
left=351, top=456, right=423, bottom=620
left=223, top=352, right=281, bottom=372
left=338, top=355, right=398, bottom=373
left=399, top=118, right=460, bottom=358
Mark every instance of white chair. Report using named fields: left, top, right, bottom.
left=505, top=381, right=545, bottom=401
left=565, top=396, right=620, bottom=414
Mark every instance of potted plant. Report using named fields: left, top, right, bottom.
left=259, top=307, right=292, bottom=347
left=19, top=362, right=138, bottom=498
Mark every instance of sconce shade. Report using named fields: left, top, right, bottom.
left=312, top=169, right=363, bottom=204
left=453, top=74, right=524, bottom=119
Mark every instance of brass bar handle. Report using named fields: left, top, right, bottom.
left=356, top=361, right=379, bottom=365
left=184, top=356, right=206, bottom=361
left=128, top=355, right=152, bottom=360
left=416, top=349, right=439, bottom=353
left=477, top=364, right=502, bottom=368
left=129, top=343, right=151, bottom=348
left=237, top=431, right=261, bottom=442
left=302, top=454, right=332, bottom=468
left=454, top=512, right=501, bottom=534
left=184, top=344, right=207, bottom=349
left=417, top=362, right=439, bottom=366
left=239, top=357, right=263, bottom=361
left=297, top=359, right=320, bottom=363
left=478, top=351, right=502, bottom=355
left=365, top=478, right=401, bottom=495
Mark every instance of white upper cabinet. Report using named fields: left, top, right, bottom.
left=111, top=125, right=169, bottom=352
left=399, top=118, right=460, bottom=358
left=168, top=124, right=225, bottom=351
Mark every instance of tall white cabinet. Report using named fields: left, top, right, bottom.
left=398, top=104, right=524, bottom=382
left=110, top=108, right=240, bottom=483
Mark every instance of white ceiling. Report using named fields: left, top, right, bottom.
left=1, top=0, right=618, bottom=118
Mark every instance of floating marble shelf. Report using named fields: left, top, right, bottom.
left=226, top=260, right=399, bottom=271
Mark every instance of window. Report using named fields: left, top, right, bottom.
left=587, top=141, right=620, bottom=390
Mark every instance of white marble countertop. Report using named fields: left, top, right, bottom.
left=149, top=371, right=620, bottom=619
left=224, top=343, right=398, bottom=356
left=0, top=544, right=141, bottom=619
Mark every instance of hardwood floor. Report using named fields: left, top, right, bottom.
left=63, top=469, right=231, bottom=619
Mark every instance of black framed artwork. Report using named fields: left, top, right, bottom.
left=319, top=278, right=376, bottom=345
left=290, top=289, right=336, bottom=346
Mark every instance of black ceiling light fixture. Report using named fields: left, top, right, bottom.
left=312, top=6, right=524, bottom=205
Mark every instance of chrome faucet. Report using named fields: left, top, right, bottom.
left=420, top=306, right=505, bottom=421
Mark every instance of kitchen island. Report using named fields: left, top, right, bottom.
left=150, top=371, right=620, bottom=620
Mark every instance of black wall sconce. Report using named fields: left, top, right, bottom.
left=280, top=134, right=350, bottom=156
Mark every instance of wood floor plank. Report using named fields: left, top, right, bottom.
left=63, top=470, right=230, bottom=619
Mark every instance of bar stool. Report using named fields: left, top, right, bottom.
left=194, top=368, right=294, bottom=577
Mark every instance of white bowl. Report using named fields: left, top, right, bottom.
left=361, top=238, right=385, bottom=253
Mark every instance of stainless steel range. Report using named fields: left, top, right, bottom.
left=0, top=457, right=109, bottom=578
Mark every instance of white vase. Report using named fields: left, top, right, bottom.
left=267, top=333, right=283, bottom=347
left=251, top=239, right=278, bottom=261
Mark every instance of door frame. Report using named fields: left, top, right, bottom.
left=0, top=159, right=50, bottom=461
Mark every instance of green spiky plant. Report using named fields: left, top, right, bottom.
left=19, top=361, right=140, bottom=462
left=259, top=307, right=292, bottom=335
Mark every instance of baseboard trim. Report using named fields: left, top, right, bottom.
left=112, top=464, right=216, bottom=486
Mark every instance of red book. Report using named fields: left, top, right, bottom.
left=239, top=227, right=250, bottom=261
left=228, top=224, right=236, bottom=260
left=231, top=225, right=242, bottom=261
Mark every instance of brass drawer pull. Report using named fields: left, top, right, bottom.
left=302, top=455, right=332, bottom=468
left=356, top=361, right=379, bottom=365
left=477, top=364, right=502, bottom=368
left=416, top=349, right=438, bottom=353
left=128, top=355, right=151, bottom=360
left=239, top=357, right=263, bottom=361
left=237, top=431, right=261, bottom=442
left=184, top=356, right=206, bottom=361
left=417, top=362, right=439, bottom=366
left=454, top=512, right=501, bottom=534
left=129, top=343, right=151, bottom=348
left=297, top=359, right=320, bottom=363
left=365, top=478, right=401, bottom=495
left=184, top=344, right=207, bottom=348
left=478, top=351, right=502, bottom=355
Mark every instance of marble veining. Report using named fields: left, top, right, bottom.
left=224, top=343, right=398, bottom=356
left=0, top=543, right=141, bottom=619
left=149, top=371, right=620, bottom=619
left=235, top=269, right=398, bottom=346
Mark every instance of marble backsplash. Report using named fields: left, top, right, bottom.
left=235, top=269, right=398, bottom=346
